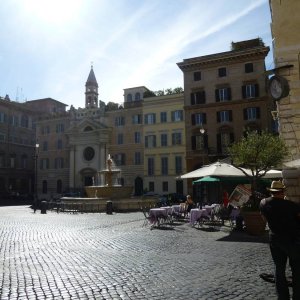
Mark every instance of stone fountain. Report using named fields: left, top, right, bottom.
left=85, top=154, right=133, bottom=199
left=60, top=155, right=156, bottom=212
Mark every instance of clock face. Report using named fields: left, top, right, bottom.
left=270, top=78, right=283, bottom=99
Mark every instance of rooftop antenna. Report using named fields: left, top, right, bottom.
left=16, top=87, right=19, bottom=102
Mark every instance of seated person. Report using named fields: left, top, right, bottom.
left=185, top=195, right=195, bottom=212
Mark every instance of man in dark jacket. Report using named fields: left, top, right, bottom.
left=260, top=180, right=300, bottom=300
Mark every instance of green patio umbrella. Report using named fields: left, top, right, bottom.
left=192, top=176, right=220, bottom=184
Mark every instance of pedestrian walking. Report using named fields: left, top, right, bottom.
left=260, top=180, right=300, bottom=300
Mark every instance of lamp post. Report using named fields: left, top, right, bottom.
left=200, top=127, right=205, bottom=165
left=34, top=143, right=39, bottom=210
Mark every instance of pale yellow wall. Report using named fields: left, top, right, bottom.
left=143, top=93, right=187, bottom=195
left=270, top=0, right=300, bottom=202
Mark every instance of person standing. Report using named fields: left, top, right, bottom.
left=260, top=180, right=300, bottom=300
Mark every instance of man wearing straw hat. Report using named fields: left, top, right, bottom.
left=260, top=180, right=300, bottom=300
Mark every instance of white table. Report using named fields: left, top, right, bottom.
left=149, top=208, right=168, bottom=225
left=189, top=209, right=209, bottom=226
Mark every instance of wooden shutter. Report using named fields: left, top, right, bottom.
left=217, top=134, right=222, bottom=153
left=203, top=113, right=207, bottom=124
left=217, top=112, right=220, bottom=123
left=191, top=114, right=195, bottom=125
left=243, top=108, right=248, bottom=120
left=242, top=86, right=246, bottom=99
left=190, top=93, right=195, bottom=105
left=228, top=87, right=232, bottom=100
left=215, top=89, right=220, bottom=102
left=191, top=136, right=196, bottom=150
left=255, top=84, right=259, bottom=97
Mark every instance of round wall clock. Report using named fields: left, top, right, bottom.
left=269, top=75, right=289, bottom=101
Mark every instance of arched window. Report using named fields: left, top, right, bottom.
left=135, top=92, right=141, bottom=101
left=84, top=126, right=93, bottom=132
left=56, top=179, right=62, bottom=193
left=42, top=180, right=47, bottom=194
left=127, top=94, right=132, bottom=102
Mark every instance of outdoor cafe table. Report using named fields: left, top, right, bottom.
left=149, top=208, right=168, bottom=225
left=189, top=208, right=209, bottom=226
left=160, top=206, right=173, bottom=215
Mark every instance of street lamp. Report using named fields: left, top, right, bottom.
left=34, top=143, right=39, bottom=206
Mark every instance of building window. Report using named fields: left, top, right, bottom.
left=148, top=157, right=155, bottom=176
left=190, top=90, right=206, bottom=105
left=134, top=152, right=141, bottom=165
left=42, top=180, right=47, bottom=194
left=57, top=179, right=62, bottom=193
left=172, top=132, right=182, bottom=145
left=21, top=154, right=27, bottom=169
left=42, top=125, right=50, bottom=135
left=55, top=157, right=64, bottom=169
left=127, top=94, right=132, bottom=102
left=244, top=107, right=260, bottom=120
left=217, top=111, right=232, bottom=123
left=83, top=147, right=95, bottom=161
left=149, top=181, right=154, bottom=192
left=193, top=71, right=201, bottom=81
left=115, top=153, right=125, bottom=166
left=161, top=134, right=168, bottom=147
left=42, top=141, right=48, bottom=151
left=0, top=153, right=5, bottom=167
left=40, top=158, right=49, bottom=169
left=135, top=92, right=141, bottom=101
left=57, top=139, right=63, bottom=149
left=132, top=114, right=142, bottom=124
left=171, top=110, right=183, bottom=122
left=10, top=155, right=16, bottom=168
left=56, top=123, right=64, bottom=133
left=192, top=113, right=207, bottom=125
left=162, top=181, right=168, bottom=192
left=145, top=135, right=156, bottom=148
left=245, top=63, right=254, bottom=73
left=144, top=113, right=156, bottom=124
left=134, top=132, right=141, bottom=144
left=217, top=132, right=234, bottom=154
left=84, top=126, right=93, bottom=132
left=0, top=112, right=7, bottom=123
left=242, top=84, right=259, bottom=99
left=115, top=116, right=125, bottom=126
left=175, top=156, right=182, bottom=174
left=21, top=115, right=29, bottom=128
left=117, top=133, right=124, bottom=145
left=160, top=112, right=167, bottom=123
left=215, top=87, right=231, bottom=102
left=218, top=67, right=227, bottom=77
left=161, top=157, right=168, bottom=175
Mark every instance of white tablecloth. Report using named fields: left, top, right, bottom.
left=149, top=208, right=168, bottom=224
left=189, top=209, right=209, bottom=225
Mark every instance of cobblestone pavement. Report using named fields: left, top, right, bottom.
left=0, top=206, right=280, bottom=300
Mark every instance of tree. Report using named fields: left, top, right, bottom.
left=228, top=131, right=289, bottom=206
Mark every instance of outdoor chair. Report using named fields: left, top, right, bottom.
left=141, top=207, right=152, bottom=227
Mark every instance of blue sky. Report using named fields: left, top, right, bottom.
left=0, top=0, right=272, bottom=108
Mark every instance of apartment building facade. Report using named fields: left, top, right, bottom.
left=143, top=93, right=187, bottom=196
left=0, top=95, right=36, bottom=198
left=177, top=39, right=273, bottom=184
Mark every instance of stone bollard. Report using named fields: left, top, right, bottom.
left=106, top=200, right=113, bottom=215
left=41, top=201, right=47, bottom=214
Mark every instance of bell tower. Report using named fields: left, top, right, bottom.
left=85, top=65, right=98, bottom=108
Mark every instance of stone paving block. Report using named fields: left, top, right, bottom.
left=0, top=206, right=283, bottom=299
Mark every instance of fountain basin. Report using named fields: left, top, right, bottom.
left=85, top=185, right=133, bottom=199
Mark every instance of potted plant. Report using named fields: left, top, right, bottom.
left=228, top=131, right=289, bottom=235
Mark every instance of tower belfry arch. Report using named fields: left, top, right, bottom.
left=85, top=65, right=99, bottom=108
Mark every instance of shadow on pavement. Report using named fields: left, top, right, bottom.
left=217, top=229, right=269, bottom=243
